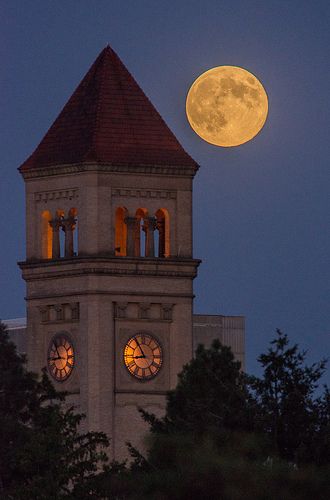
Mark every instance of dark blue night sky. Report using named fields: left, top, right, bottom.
left=1, top=0, right=329, bottom=382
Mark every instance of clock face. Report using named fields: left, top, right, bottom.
left=48, top=334, right=75, bottom=382
left=124, top=333, right=163, bottom=380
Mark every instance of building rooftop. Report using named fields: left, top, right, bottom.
left=3, top=318, right=27, bottom=329
left=19, top=46, right=198, bottom=173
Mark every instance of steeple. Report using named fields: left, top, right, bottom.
left=19, top=46, right=198, bottom=172
left=19, top=45, right=200, bottom=461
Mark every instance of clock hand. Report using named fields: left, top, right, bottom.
left=55, top=344, right=62, bottom=358
left=48, top=356, right=65, bottom=361
left=134, top=337, right=146, bottom=358
left=125, top=354, right=147, bottom=359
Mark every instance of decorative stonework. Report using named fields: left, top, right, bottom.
left=34, top=188, right=79, bottom=203
left=19, top=257, right=201, bottom=281
left=114, top=302, right=174, bottom=322
left=161, top=303, right=174, bottom=321
left=38, top=305, right=50, bottom=322
left=54, top=304, right=64, bottom=321
left=115, top=302, right=128, bottom=319
left=69, top=303, right=80, bottom=320
left=138, top=302, right=151, bottom=319
left=20, top=163, right=198, bottom=180
left=112, top=188, right=176, bottom=200
left=39, top=302, right=80, bottom=323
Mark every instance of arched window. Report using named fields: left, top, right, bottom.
left=156, top=208, right=170, bottom=258
left=135, top=208, right=148, bottom=257
left=41, top=210, right=52, bottom=259
left=115, top=207, right=128, bottom=256
left=56, top=210, right=65, bottom=258
left=64, top=207, right=78, bottom=257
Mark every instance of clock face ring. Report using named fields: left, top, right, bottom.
left=47, top=333, right=75, bottom=382
left=124, top=333, right=163, bottom=380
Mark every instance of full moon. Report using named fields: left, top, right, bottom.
left=186, top=66, right=268, bottom=147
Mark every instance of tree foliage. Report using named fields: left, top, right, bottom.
left=105, top=434, right=330, bottom=500
left=250, top=329, right=328, bottom=464
left=0, top=321, right=109, bottom=499
left=2, top=319, right=330, bottom=498
left=142, top=340, right=254, bottom=438
left=112, top=331, right=330, bottom=498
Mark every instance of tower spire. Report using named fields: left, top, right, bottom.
left=19, top=46, right=198, bottom=172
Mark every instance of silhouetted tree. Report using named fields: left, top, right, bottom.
left=250, top=329, right=329, bottom=464
left=119, top=332, right=330, bottom=498
left=312, top=387, right=330, bottom=465
left=141, top=340, right=255, bottom=440
left=3, top=321, right=329, bottom=498
left=0, top=321, right=109, bottom=499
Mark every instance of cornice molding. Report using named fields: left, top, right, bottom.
left=112, top=188, right=176, bottom=200
left=19, top=256, right=201, bottom=281
left=35, top=188, right=79, bottom=203
left=24, top=290, right=195, bottom=301
left=20, top=266, right=199, bottom=281
left=19, top=162, right=199, bottom=180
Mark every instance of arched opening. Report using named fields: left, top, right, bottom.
left=56, top=209, right=65, bottom=258
left=154, top=226, right=159, bottom=257
left=41, top=210, right=52, bottom=259
left=156, top=208, right=170, bottom=258
left=68, top=207, right=78, bottom=256
left=135, top=208, right=148, bottom=257
left=115, top=207, right=128, bottom=256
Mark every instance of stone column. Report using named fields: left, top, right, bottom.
left=161, top=303, right=174, bottom=320
left=115, top=302, right=128, bottom=319
left=70, top=302, right=80, bottom=320
left=124, top=216, right=136, bottom=257
left=157, top=218, right=165, bottom=258
left=54, top=304, right=64, bottom=321
left=62, top=216, right=76, bottom=257
left=49, top=218, right=62, bottom=259
left=138, top=302, right=151, bottom=319
left=145, top=217, right=157, bottom=257
left=134, top=219, right=141, bottom=257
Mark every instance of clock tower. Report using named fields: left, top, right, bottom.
left=19, top=46, right=200, bottom=459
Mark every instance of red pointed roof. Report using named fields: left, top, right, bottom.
left=19, top=46, right=197, bottom=172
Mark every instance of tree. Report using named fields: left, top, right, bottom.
left=142, top=340, right=254, bottom=440
left=126, top=334, right=330, bottom=498
left=250, top=329, right=329, bottom=465
left=312, top=387, right=330, bottom=465
left=138, top=333, right=329, bottom=469
left=96, top=333, right=330, bottom=498
left=0, top=321, right=109, bottom=499
left=119, top=435, right=330, bottom=500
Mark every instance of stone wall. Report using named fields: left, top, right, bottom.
left=6, top=314, right=245, bottom=368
